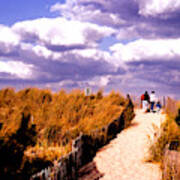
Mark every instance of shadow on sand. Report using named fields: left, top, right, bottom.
left=78, top=161, right=104, bottom=180
left=129, top=122, right=139, bottom=128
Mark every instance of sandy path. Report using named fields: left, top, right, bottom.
left=78, top=109, right=166, bottom=180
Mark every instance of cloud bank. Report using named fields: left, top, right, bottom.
left=0, top=0, right=180, bottom=98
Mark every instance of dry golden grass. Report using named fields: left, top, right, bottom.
left=0, top=88, right=126, bottom=163
left=148, top=97, right=180, bottom=164
left=25, top=143, right=72, bottom=162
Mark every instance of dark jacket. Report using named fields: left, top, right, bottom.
left=144, top=93, right=150, bottom=102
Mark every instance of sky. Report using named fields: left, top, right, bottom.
left=0, top=0, right=180, bottom=98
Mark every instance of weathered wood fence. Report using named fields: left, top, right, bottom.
left=30, top=95, right=135, bottom=180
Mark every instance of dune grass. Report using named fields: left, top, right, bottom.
left=0, top=87, right=127, bottom=177
left=148, top=97, right=180, bottom=164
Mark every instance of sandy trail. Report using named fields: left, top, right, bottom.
left=78, top=109, right=166, bottom=180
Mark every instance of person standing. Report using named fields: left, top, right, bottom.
left=140, top=93, right=144, bottom=108
left=150, top=91, right=157, bottom=112
left=142, top=91, right=150, bottom=112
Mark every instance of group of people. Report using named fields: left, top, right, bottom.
left=141, top=91, right=162, bottom=113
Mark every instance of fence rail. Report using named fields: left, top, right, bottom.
left=30, top=95, right=135, bottom=180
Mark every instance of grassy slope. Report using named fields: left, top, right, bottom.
left=0, top=88, right=126, bottom=163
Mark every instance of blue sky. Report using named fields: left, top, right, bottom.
left=0, top=0, right=63, bottom=25
left=99, top=36, right=119, bottom=51
left=0, top=0, right=180, bottom=99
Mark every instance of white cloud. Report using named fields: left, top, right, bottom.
left=116, top=26, right=140, bottom=40
left=50, top=0, right=107, bottom=15
left=98, top=76, right=110, bottom=86
left=12, top=17, right=115, bottom=48
left=0, top=61, right=34, bottom=79
left=32, top=45, right=64, bottom=60
left=32, top=45, right=54, bottom=59
left=50, top=1, right=125, bottom=26
left=110, top=38, right=180, bottom=62
left=71, top=48, right=112, bottom=61
left=0, top=25, right=20, bottom=45
left=50, top=0, right=76, bottom=16
left=79, top=75, right=111, bottom=87
left=138, top=0, right=180, bottom=17
left=0, top=25, right=20, bottom=53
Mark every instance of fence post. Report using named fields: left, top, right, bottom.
left=163, top=96, right=166, bottom=108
